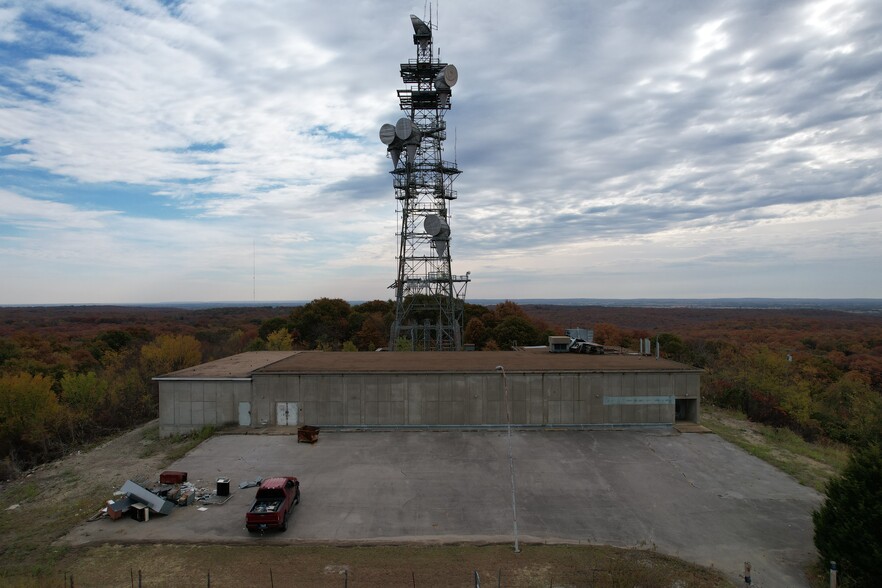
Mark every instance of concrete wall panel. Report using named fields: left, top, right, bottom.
left=604, top=374, right=622, bottom=423
left=686, top=374, right=700, bottom=397
left=466, top=375, right=484, bottom=424
left=391, top=378, right=406, bottom=403
left=203, top=401, right=217, bottom=425
left=364, top=376, right=379, bottom=403
left=264, top=375, right=286, bottom=400
left=160, top=362, right=700, bottom=436
left=344, top=376, right=363, bottom=425
left=175, top=389, right=192, bottom=425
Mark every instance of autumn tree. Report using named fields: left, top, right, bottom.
left=104, top=348, right=152, bottom=425
left=60, top=371, right=109, bottom=441
left=494, top=300, right=530, bottom=320
left=265, top=328, right=294, bottom=351
left=0, top=373, right=61, bottom=468
left=139, top=334, right=202, bottom=377
left=464, top=317, right=488, bottom=348
left=593, top=323, right=622, bottom=346
left=353, top=313, right=388, bottom=351
left=258, top=317, right=289, bottom=341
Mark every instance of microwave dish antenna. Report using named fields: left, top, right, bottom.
left=377, top=13, right=470, bottom=351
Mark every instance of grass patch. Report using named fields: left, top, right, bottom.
left=137, top=423, right=162, bottom=458
left=19, top=543, right=734, bottom=588
left=138, top=423, right=216, bottom=463
left=3, top=482, right=39, bottom=503
left=701, top=406, right=849, bottom=492
left=164, top=425, right=216, bottom=462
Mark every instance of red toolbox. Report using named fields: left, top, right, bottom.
left=159, top=470, right=188, bottom=484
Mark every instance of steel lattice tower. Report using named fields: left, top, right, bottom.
left=379, top=14, right=470, bottom=351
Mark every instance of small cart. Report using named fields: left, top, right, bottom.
left=297, top=425, right=320, bottom=444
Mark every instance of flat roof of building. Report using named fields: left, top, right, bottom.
left=156, top=351, right=298, bottom=379
left=157, top=350, right=700, bottom=380
left=256, top=350, right=699, bottom=374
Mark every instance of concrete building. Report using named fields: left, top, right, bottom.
left=156, top=351, right=701, bottom=437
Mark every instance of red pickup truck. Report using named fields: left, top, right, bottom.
left=245, top=476, right=300, bottom=533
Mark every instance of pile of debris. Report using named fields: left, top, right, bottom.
left=91, top=470, right=233, bottom=522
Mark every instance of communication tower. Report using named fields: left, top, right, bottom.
left=379, top=14, right=470, bottom=351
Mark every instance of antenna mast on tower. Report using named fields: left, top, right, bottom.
left=379, top=13, right=470, bottom=351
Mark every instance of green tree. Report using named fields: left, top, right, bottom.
left=342, top=340, right=358, bottom=352
left=289, top=298, right=352, bottom=348
left=98, top=330, right=133, bottom=352
left=102, top=349, right=151, bottom=426
left=657, top=333, right=687, bottom=362
left=0, top=337, right=21, bottom=367
left=60, top=371, right=108, bottom=415
left=60, top=371, right=109, bottom=442
left=492, top=316, right=540, bottom=349
left=139, top=334, right=202, bottom=377
left=258, top=317, right=289, bottom=341
left=813, top=443, right=882, bottom=587
left=815, top=373, right=882, bottom=444
left=353, top=299, right=393, bottom=315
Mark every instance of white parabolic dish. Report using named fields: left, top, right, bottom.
left=395, top=117, right=413, bottom=140
left=379, top=123, right=397, bottom=145
left=442, top=64, right=458, bottom=87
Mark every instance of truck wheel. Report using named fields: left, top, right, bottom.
left=294, top=492, right=300, bottom=505
left=281, top=516, right=288, bottom=532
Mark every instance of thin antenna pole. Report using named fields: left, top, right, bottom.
left=252, top=240, right=256, bottom=301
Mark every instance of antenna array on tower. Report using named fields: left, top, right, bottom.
left=379, top=13, right=470, bottom=351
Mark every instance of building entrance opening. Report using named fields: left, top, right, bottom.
left=276, top=402, right=299, bottom=426
left=238, top=402, right=251, bottom=426
left=675, top=398, right=699, bottom=423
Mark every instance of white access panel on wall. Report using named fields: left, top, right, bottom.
left=276, top=402, right=299, bottom=426
left=238, top=402, right=251, bottom=426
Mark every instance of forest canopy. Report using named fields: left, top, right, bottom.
left=1, top=302, right=880, bottom=476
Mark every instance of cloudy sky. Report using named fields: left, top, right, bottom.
left=1, top=0, right=880, bottom=305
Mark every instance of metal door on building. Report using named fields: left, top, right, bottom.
left=276, top=402, right=298, bottom=426
left=238, top=402, right=251, bottom=426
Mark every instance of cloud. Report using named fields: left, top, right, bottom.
left=0, top=0, right=880, bottom=303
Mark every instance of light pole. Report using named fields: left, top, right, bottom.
left=495, top=365, right=520, bottom=553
